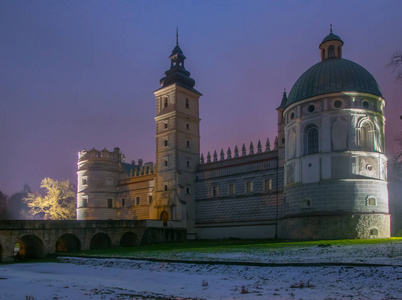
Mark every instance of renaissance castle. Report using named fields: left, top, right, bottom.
left=76, top=29, right=390, bottom=240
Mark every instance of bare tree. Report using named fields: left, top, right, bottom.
left=388, top=51, right=402, bottom=82
left=23, top=178, right=76, bottom=220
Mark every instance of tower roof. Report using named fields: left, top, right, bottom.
left=158, top=34, right=200, bottom=94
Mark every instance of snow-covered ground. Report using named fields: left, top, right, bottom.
left=0, top=242, right=401, bottom=300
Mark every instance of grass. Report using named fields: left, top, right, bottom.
left=60, top=237, right=402, bottom=259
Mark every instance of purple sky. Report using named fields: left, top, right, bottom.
left=1, top=0, right=401, bottom=195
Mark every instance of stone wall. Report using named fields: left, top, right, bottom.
left=283, top=180, right=389, bottom=217
left=195, top=151, right=284, bottom=238
left=279, top=213, right=390, bottom=240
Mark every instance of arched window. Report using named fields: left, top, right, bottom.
left=360, top=121, right=374, bottom=151
left=304, top=124, right=319, bottom=155
left=328, top=46, right=335, bottom=58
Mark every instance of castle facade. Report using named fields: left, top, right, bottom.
left=76, top=30, right=390, bottom=240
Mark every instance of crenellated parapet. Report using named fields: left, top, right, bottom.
left=78, top=147, right=123, bottom=163
left=128, top=162, right=155, bottom=178
left=200, top=137, right=277, bottom=165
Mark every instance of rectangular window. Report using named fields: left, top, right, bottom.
left=82, top=197, right=88, bottom=208
left=164, top=185, right=168, bottom=191
left=229, top=183, right=235, bottom=195
left=121, top=199, right=125, bottom=207
left=164, top=122, right=168, bottom=129
left=186, top=123, right=190, bottom=130
left=185, top=98, right=189, bottom=108
left=186, top=160, right=191, bottom=167
left=164, top=139, right=168, bottom=147
left=136, top=197, right=140, bottom=205
left=186, top=187, right=190, bottom=194
left=164, top=97, right=168, bottom=108
left=164, top=159, right=168, bottom=167
left=186, top=140, right=190, bottom=148
left=212, top=186, right=219, bottom=197
left=148, top=195, right=152, bottom=204
left=82, top=178, right=87, bottom=185
left=107, top=199, right=113, bottom=208
left=246, top=182, right=253, bottom=193
left=264, top=179, right=272, bottom=191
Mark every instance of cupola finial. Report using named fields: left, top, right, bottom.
left=176, top=27, right=179, bottom=46
left=330, top=24, right=333, bottom=34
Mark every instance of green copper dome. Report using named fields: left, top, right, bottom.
left=320, top=32, right=343, bottom=47
left=286, top=58, right=382, bottom=106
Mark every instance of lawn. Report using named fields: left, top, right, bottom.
left=60, top=237, right=402, bottom=260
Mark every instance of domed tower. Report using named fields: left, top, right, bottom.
left=279, top=28, right=389, bottom=239
left=153, top=34, right=202, bottom=237
left=77, top=147, right=122, bottom=220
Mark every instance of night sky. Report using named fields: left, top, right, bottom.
left=1, top=0, right=401, bottom=195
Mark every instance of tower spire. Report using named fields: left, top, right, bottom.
left=330, top=23, right=332, bottom=33
left=176, top=27, right=179, bottom=46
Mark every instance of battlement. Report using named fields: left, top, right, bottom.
left=200, top=137, right=278, bottom=165
left=78, top=147, right=123, bottom=162
left=128, top=162, right=155, bottom=178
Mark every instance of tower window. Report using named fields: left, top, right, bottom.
left=82, top=197, right=88, bottom=208
left=186, top=140, right=190, bottom=148
left=136, top=197, right=140, bottom=205
left=186, top=123, right=190, bottom=130
left=366, top=195, right=377, bottom=206
left=308, top=104, right=315, bottom=113
left=148, top=195, right=152, bottom=204
left=302, top=199, right=311, bottom=209
left=164, top=139, right=168, bottom=147
left=328, top=46, right=335, bottom=58
left=212, top=186, right=219, bottom=197
left=304, top=124, right=319, bottom=155
left=370, top=228, right=378, bottom=236
left=107, top=199, right=113, bottom=208
left=186, top=187, right=190, bottom=194
left=164, top=159, right=168, bottom=167
left=360, top=121, right=374, bottom=151
left=185, top=98, right=189, bottom=108
left=228, top=183, right=235, bottom=195
left=334, top=100, right=343, bottom=108
left=265, top=179, right=272, bottom=191
left=246, top=181, right=253, bottom=193
left=82, top=178, right=87, bottom=185
left=164, top=97, right=168, bottom=108
left=121, top=199, right=125, bottom=207
left=186, top=160, right=191, bottom=167
left=164, top=185, right=168, bottom=191
left=164, top=122, right=168, bottom=129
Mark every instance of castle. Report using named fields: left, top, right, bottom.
left=76, top=29, right=390, bottom=240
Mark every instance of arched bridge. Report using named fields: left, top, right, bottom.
left=0, top=220, right=185, bottom=262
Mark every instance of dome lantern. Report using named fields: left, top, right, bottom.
left=319, top=25, right=344, bottom=61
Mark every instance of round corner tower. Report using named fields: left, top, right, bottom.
left=77, top=147, right=122, bottom=220
left=279, top=28, right=390, bottom=239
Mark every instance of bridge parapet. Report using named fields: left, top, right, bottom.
left=0, top=220, right=186, bottom=262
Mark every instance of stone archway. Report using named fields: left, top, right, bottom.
left=15, top=234, right=45, bottom=260
left=55, top=233, right=81, bottom=252
left=120, top=232, right=139, bottom=247
left=90, top=232, right=111, bottom=249
left=160, top=211, right=169, bottom=227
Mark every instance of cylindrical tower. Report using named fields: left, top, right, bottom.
left=76, top=147, right=122, bottom=220
left=279, top=29, right=390, bottom=239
